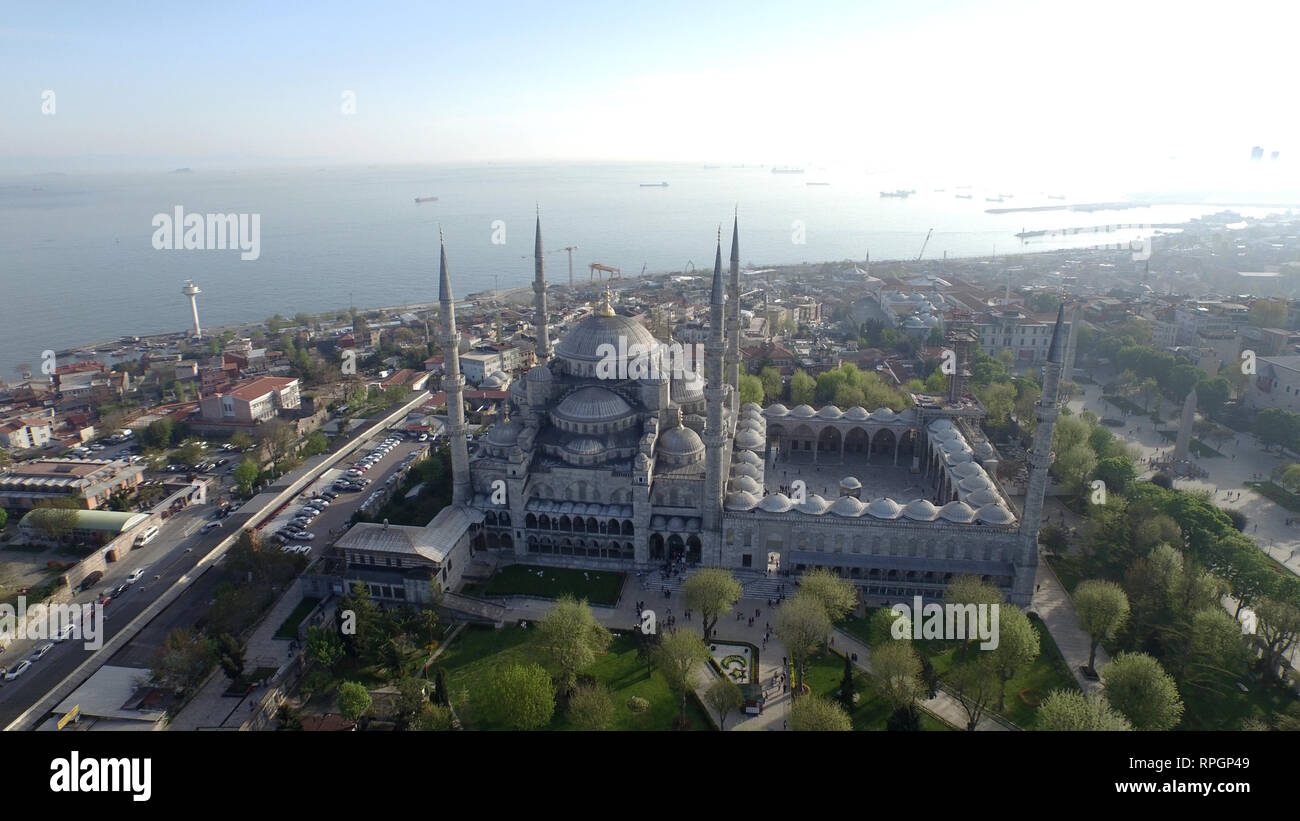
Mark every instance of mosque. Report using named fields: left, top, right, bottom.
left=347, top=216, right=1062, bottom=609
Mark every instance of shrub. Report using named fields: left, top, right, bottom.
left=626, top=696, right=650, bottom=713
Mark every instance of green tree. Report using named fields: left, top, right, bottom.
left=337, top=681, right=373, bottom=723
left=759, top=366, right=783, bottom=403
left=233, top=460, right=260, bottom=495
left=837, top=651, right=857, bottom=714
left=479, top=663, right=555, bottom=730
left=1074, top=580, right=1130, bottom=671
left=216, top=633, right=245, bottom=682
left=1055, top=443, right=1098, bottom=496
left=301, top=431, right=329, bottom=456
left=230, top=431, right=255, bottom=451
left=866, top=606, right=911, bottom=649
left=795, top=568, right=857, bottom=624
left=142, top=418, right=173, bottom=449
left=790, top=369, right=816, bottom=406
left=1093, top=456, right=1136, bottom=495
left=151, top=627, right=216, bottom=693
left=774, top=595, right=831, bottom=696
left=415, top=703, right=454, bottom=731
left=989, top=606, right=1040, bottom=710
left=651, top=630, right=710, bottom=729
left=1248, top=299, right=1288, bottom=328
left=26, top=501, right=80, bottom=541
left=304, top=625, right=345, bottom=671
left=1252, top=597, right=1300, bottom=681
left=789, top=693, right=852, bottom=731
left=1101, top=652, right=1184, bottom=730
left=947, top=657, right=1000, bottom=731
left=567, top=682, right=615, bottom=731
left=704, top=677, right=744, bottom=730
left=873, top=641, right=924, bottom=714
left=738, top=374, right=764, bottom=406
left=682, top=568, right=744, bottom=640
left=1035, top=690, right=1132, bottom=731
left=393, top=677, right=428, bottom=730
left=533, top=596, right=613, bottom=696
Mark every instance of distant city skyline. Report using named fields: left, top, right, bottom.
left=3, top=0, right=1298, bottom=191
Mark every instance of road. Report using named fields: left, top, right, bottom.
left=0, top=427, right=427, bottom=727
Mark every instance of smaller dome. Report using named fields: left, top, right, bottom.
left=829, top=496, right=865, bottom=517
left=942, top=438, right=970, bottom=454
left=844, top=406, right=870, bottom=421
left=790, top=404, right=816, bottom=418
left=902, top=499, right=939, bottom=521
left=930, top=426, right=958, bottom=441
left=668, top=516, right=685, bottom=530
left=658, top=424, right=705, bottom=463
left=564, top=437, right=605, bottom=456
left=481, top=371, right=508, bottom=388
left=866, top=497, right=903, bottom=519
left=964, top=488, right=1001, bottom=506
left=958, top=475, right=995, bottom=492
left=944, top=450, right=973, bottom=466
left=730, top=475, right=762, bottom=495
left=731, top=463, right=761, bottom=479
left=736, top=450, right=762, bottom=466
left=765, top=403, right=790, bottom=416
left=741, top=402, right=763, bottom=414
left=737, top=418, right=764, bottom=433
left=758, top=493, right=793, bottom=513
left=650, top=515, right=667, bottom=529
left=486, top=418, right=523, bottom=447
left=949, top=462, right=983, bottom=478
left=527, top=364, right=553, bottom=382
left=939, top=501, right=977, bottom=523
left=839, top=476, right=862, bottom=490
left=735, top=429, right=764, bottom=450
left=817, top=405, right=843, bottom=419
left=796, top=494, right=830, bottom=515
left=976, top=504, right=1016, bottom=525
left=870, top=408, right=898, bottom=421
left=928, top=418, right=955, bottom=433
left=726, top=491, right=759, bottom=511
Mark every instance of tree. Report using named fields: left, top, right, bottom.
left=151, top=627, right=216, bottom=693
left=1093, top=456, right=1136, bottom=495
left=216, top=633, right=245, bottom=682
left=337, top=681, right=372, bottom=723
left=433, top=667, right=451, bottom=706
left=26, top=502, right=80, bottom=541
left=789, top=693, right=852, bottom=731
left=872, top=641, right=924, bottom=714
left=233, top=460, right=260, bottom=495
left=1194, top=377, right=1232, bottom=417
left=682, top=568, right=743, bottom=640
left=415, top=703, right=455, bottom=731
left=701, top=677, right=743, bottom=730
left=1252, top=597, right=1300, bottom=681
left=1055, top=444, right=1098, bottom=496
left=1249, top=298, right=1288, bottom=328
left=651, top=630, right=710, bottom=729
left=1182, top=608, right=1252, bottom=696
left=230, top=431, right=255, bottom=451
left=947, top=657, right=1000, bottom=731
left=738, top=374, right=764, bottom=406
left=866, top=606, right=911, bottom=649
left=944, top=575, right=1003, bottom=660
left=533, top=596, right=612, bottom=696
left=790, top=369, right=816, bottom=406
left=795, top=568, right=857, bottom=624
left=759, top=366, right=783, bottom=403
left=1101, top=652, right=1184, bottom=730
left=1035, top=690, right=1132, bottom=731
left=567, top=682, right=615, bottom=731
left=1074, top=579, right=1130, bottom=671
left=774, top=596, right=830, bottom=697
left=301, top=431, right=329, bottom=456
left=393, top=677, right=428, bottom=730
left=257, top=418, right=298, bottom=468
left=304, top=625, right=345, bottom=671
left=836, top=652, right=856, bottom=714
left=479, top=663, right=555, bottom=730
left=989, top=606, right=1040, bottom=710
left=142, top=418, right=173, bottom=449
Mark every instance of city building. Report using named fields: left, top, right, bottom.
left=974, top=307, right=1072, bottom=369
left=197, top=376, right=300, bottom=426
left=0, top=458, right=144, bottom=510
left=0, top=417, right=53, bottom=450
left=1249, top=356, right=1300, bottom=413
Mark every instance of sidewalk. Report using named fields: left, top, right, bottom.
left=1030, top=553, right=1108, bottom=691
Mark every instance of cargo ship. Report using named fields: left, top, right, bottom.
left=639, top=182, right=669, bottom=187
left=880, top=189, right=915, bottom=198
left=414, top=196, right=438, bottom=203
left=771, top=167, right=805, bottom=174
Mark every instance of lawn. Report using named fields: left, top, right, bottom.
left=839, top=610, right=1078, bottom=729
left=460, top=564, right=625, bottom=606
left=1154, top=430, right=1223, bottom=457
left=803, top=650, right=950, bottom=731
left=1180, top=675, right=1299, bottom=731
left=438, top=626, right=712, bottom=730
left=1246, top=480, right=1300, bottom=513
left=274, top=596, right=322, bottom=640
left=224, top=666, right=281, bottom=696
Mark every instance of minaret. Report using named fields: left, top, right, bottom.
left=726, top=212, right=741, bottom=397
left=703, top=232, right=728, bottom=546
left=438, top=230, right=473, bottom=506
left=1017, top=303, right=1065, bottom=604
left=533, top=209, right=553, bottom=363
left=182, top=280, right=202, bottom=338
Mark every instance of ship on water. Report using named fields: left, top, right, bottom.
left=955, top=193, right=973, bottom=199
left=414, top=196, right=438, bottom=203
left=771, top=167, right=804, bottom=174
left=639, top=182, right=668, bottom=187
left=880, top=189, right=915, bottom=198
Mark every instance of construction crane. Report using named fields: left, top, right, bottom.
left=916, top=228, right=933, bottom=261
left=589, top=262, right=621, bottom=282
left=520, top=245, right=579, bottom=287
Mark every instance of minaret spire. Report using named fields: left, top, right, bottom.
left=726, top=210, right=741, bottom=399
left=438, top=229, right=472, bottom=506
left=1017, top=302, right=1065, bottom=605
left=533, top=209, right=553, bottom=363
left=703, top=230, right=728, bottom=551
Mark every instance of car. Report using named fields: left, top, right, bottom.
left=271, top=533, right=289, bottom=545
left=127, top=568, right=145, bottom=584
left=418, top=433, right=428, bottom=441
left=31, top=642, right=54, bottom=660
left=80, top=570, right=104, bottom=591
left=309, top=498, right=329, bottom=507
left=54, top=623, right=78, bottom=642
left=200, top=521, right=222, bottom=535
left=291, top=531, right=315, bottom=541
left=5, top=660, right=32, bottom=680
left=321, top=491, right=339, bottom=500
left=114, top=583, right=128, bottom=597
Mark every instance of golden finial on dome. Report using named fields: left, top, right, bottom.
left=597, top=286, right=616, bottom=317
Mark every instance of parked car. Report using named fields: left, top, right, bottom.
left=80, top=570, right=104, bottom=591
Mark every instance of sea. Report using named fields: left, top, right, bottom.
left=0, top=161, right=1292, bottom=379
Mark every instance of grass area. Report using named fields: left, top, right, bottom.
left=1246, top=480, right=1300, bottom=513
left=460, top=564, right=625, bottom=606
left=1100, top=395, right=1148, bottom=416
left=274, top=596, right=321, bottom=640
left=1180, top=675, right=1300, bottom=731
left=1044, top=553, right=1083, bottom=594
left=838, top=610, right=1078, bottom=729
left=804, top=650, right=950, bottom=730
left=438, top=625, right=712, bottom=730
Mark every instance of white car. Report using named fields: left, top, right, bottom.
left=54, top=623, right=78, bottom=642
left=126, top=568, right=145, bottom=584
left=5, top=660, right=32, bottom=680
left=31, top=642, right=54, bottom=660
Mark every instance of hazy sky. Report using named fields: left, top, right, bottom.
left=3, top=0, right=1297, bottom=185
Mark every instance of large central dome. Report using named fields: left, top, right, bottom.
left=555, top=312, right=660, bottom=365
